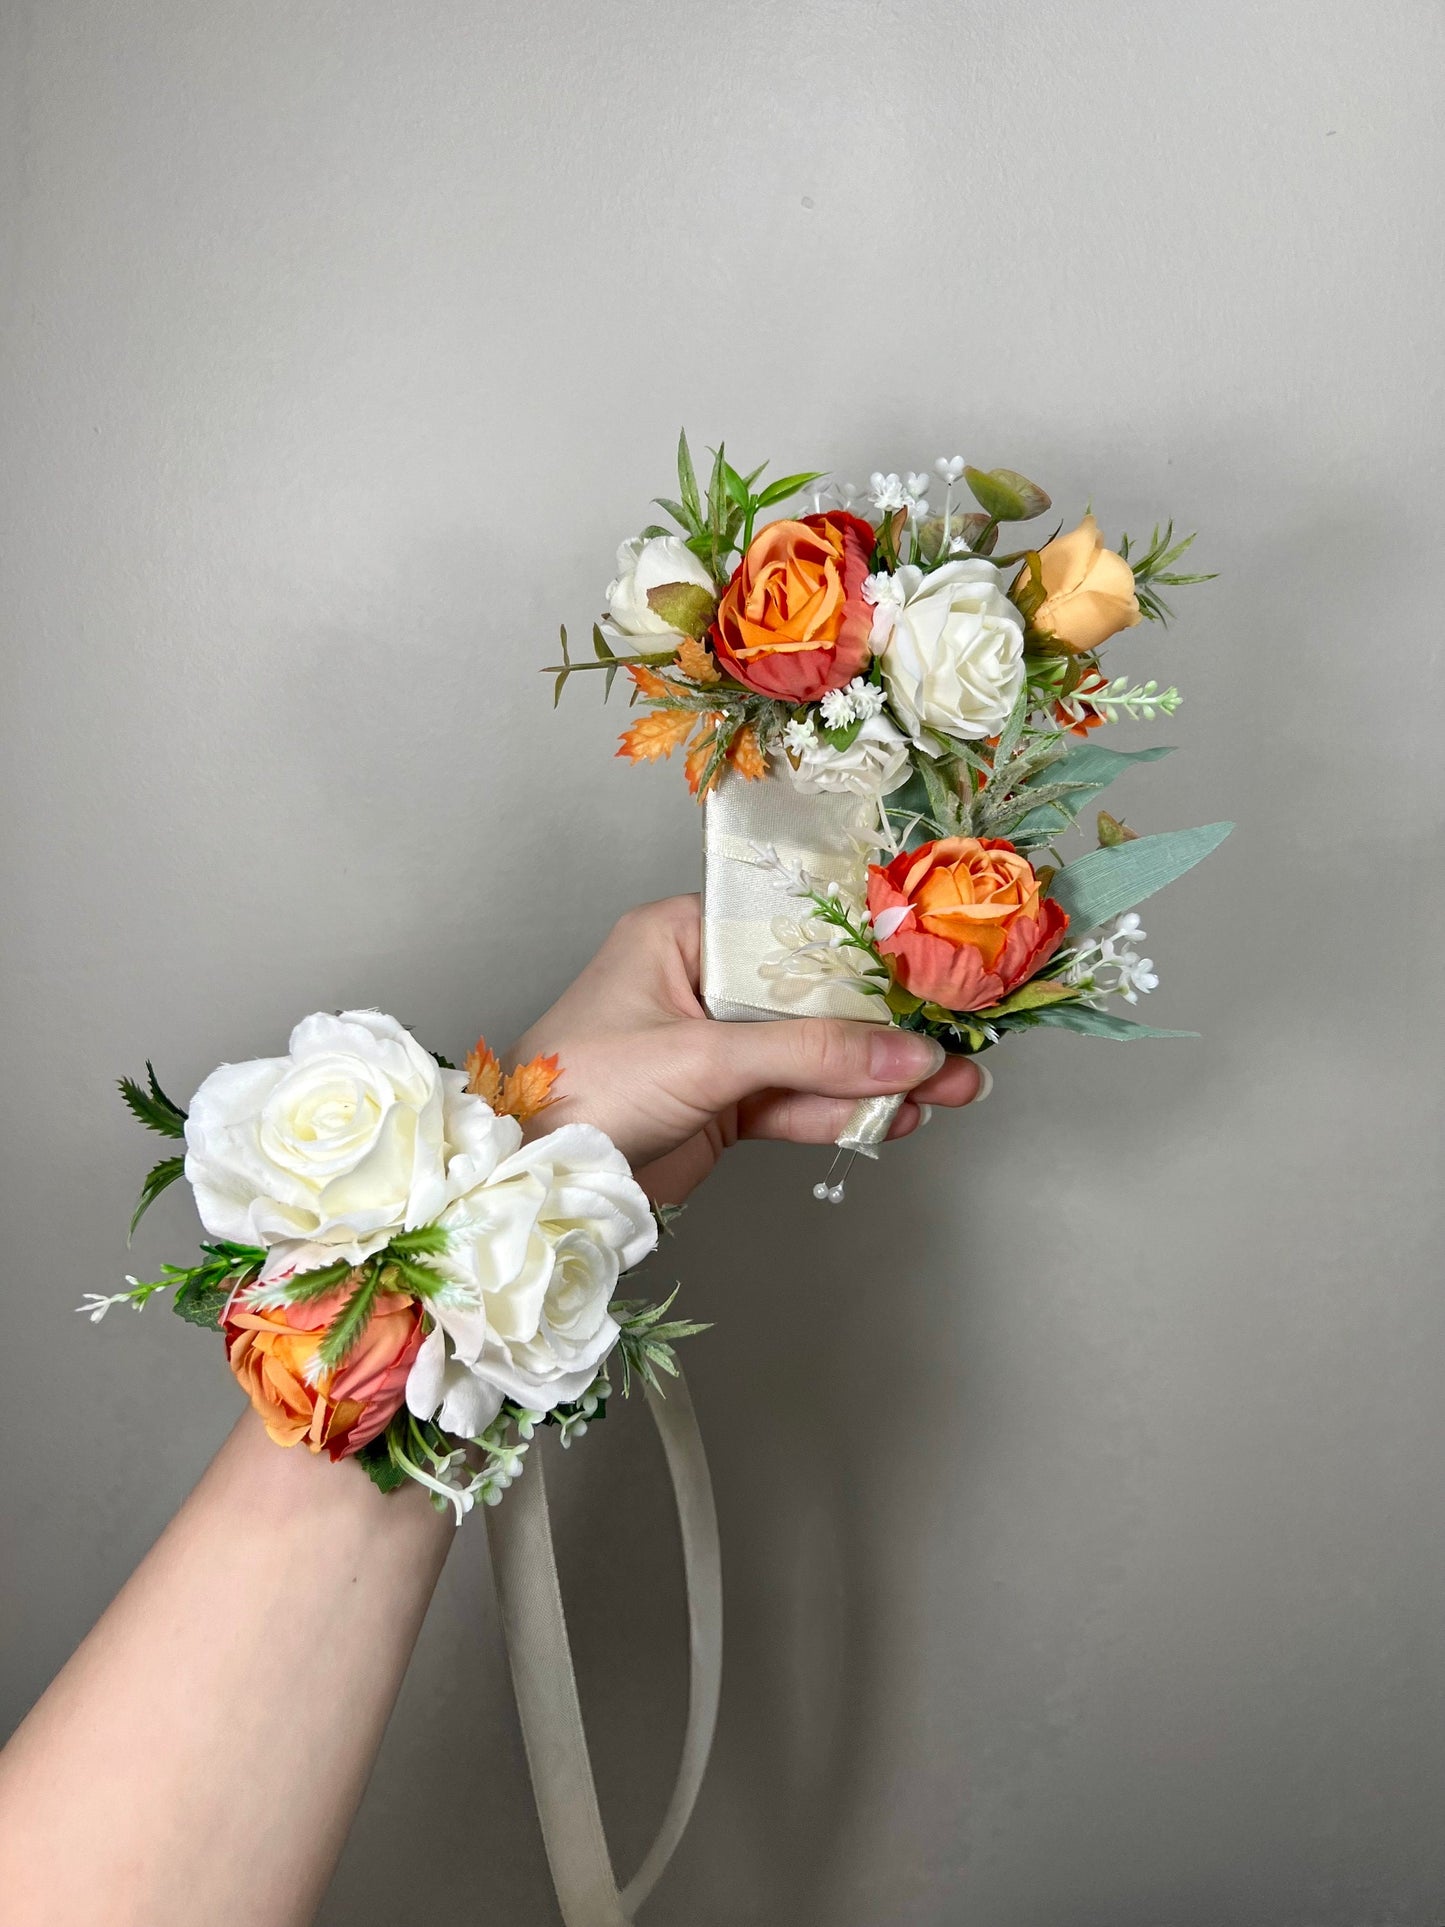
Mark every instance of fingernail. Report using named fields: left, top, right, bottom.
left=870, top=1031, right=946, bottom=1084
left=970, top=1062, right=994, bottom=1105
left=916, top=1103, right=934, bottom=1128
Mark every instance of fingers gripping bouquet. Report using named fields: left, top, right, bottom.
left=85, top=1014, right=702, bottom=1516
left=553, top=435, right=1231, bottom=1193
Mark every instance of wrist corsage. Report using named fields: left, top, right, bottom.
left=84, top=1011, right=703, bottom=1517
left=552, top=434, right=1232, bottom=1193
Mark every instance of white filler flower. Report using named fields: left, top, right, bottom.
left=184, top=1010, right=516, bottom=1281
left=605, top=534, right=716, bottom=640
left=406, top=1124, right=657, bottom=1434
left=875, top=558, right=1026, bottom=743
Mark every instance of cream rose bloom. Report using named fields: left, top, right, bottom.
left=405, top=1123, right=657, bottom=1435
left=874, top=559, right=1026, bottom=743
left=184, top=1010, right=516, bottom=1282
left=605, top=534, right=716, bottom=640
left=779, top=714, right=911, bottom=797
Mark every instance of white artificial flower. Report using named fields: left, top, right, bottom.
left=604, top=535, right=715, bottom=641
left=779, top=713, right=911, bottom=797
left=184, top=1011, right=519, bottom=1281
left=849, top=677, right=886, bottom=720
left=876, top=558, right=1026, bottom=743
left=868, top=471, right=908, bottom=512
left=903, top=473, right=931, bottom=517
left=406, top=1124, right=657, bottom=1435
left=818, top=686, right=857, bottom=730
left=862, top=571, right=903, bottom=646
left=782, top=714, right=817, bottom=755
left=1062, top=915, right=1161, bottom=1006
left=934, top=455, right=966, bottom=484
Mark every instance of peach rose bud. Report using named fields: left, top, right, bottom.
left=1024, top=514, right=1141, bottom=654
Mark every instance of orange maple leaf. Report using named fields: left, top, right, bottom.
left=675, top=636, right=720, bottom=685
left=464, top=1035, right=562, bottom=1123
left=502, top=1053, right=562, bottom=1122
left=685, top=715, right=726, bottom=797
left=728, top=722, right=766, bottom=781
left=463, top=1038, right=504, bottom=1108
left=626, top=662, right=672, bottom=701
left=617, top=708, right=698, bottom=763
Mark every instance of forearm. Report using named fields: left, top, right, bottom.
left=0, top=1412, right=453, bottom=1927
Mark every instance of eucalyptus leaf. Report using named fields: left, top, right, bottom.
left=964, top=466, right=1051, bottom=522
left=1049, top=822, right=1233, bottom=932
left=1011, top=742, right=1174, bottom=841
left=1027, top=1004, right=1198, bottom=1041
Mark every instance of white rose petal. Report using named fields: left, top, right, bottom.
left=605, top=534, right=716, bottom=641
left=877, top=558, right=1026, bottom=743
left=184, top=1009, right=519, bottom=1279
left=406, top=1122, right=657, bottom=1430
left=779, top=712, right=911, bottom=798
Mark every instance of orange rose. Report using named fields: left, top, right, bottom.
left=866, top=836, right=1068, bottom=1012
left=224, top=1284, right=424, bottom=1460
left=709, top=511, right=875, bottom=702
left=1024, top=514, right=1141, bottom=654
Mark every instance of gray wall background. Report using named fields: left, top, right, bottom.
left=3, top=2, right=1443, bottom=1921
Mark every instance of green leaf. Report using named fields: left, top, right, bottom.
left=172, top=1281, right=233, bottom=1329
left=654, top=495, right=691, bottom=530
left=317, top=1269, right=381, bottom=1372
left=976, top=979, right=1080, bottom=1019
left=755, top=470, right=822, bottom=508
left=964, top=466, right=1051, bottom=522
left=676, top=430, right=702, bottom=527
left=355, top=1430, right=408, bottom=1494
left=884, top=982, right=924, bottom=1019
left=820, top=716, right=864, bottom=752
left=1049, top=822, right=1234, bottom=932
left=591, top=624, right=615, bottom=662
left=129, top=1154, right=185, bottom=1238
left=721, top=460, right=750, bottom=511
left=118, top=1063, right=187, bottom=1138
left=282, top=1256, right=358, bottom=1301
left=917, top=754, right=961, bottom=833
left=645, top=581, right=717, bottom=638
left=1011, top=743, right=1174, bottom=841
left=1026, top=1004, right=1198, bottom=1041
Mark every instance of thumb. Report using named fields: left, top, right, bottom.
left=659, top=1015, right=947, bottom=1117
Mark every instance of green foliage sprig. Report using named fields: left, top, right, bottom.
left=1118, top=522, right=1215, bottom=623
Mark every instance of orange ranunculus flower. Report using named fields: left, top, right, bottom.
left=1024, top=514, right=1141, bottom=654
left=866, top=836, right=1069, bottom=1012
left=709, top=512, right=875, bottom=702
left=224, top=1284, right=424, bottom=1460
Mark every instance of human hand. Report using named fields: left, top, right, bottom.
left=508, top=895, right=989, bottom=1202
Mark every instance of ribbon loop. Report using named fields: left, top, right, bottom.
left=486, top=1371, right=721, bottom=1926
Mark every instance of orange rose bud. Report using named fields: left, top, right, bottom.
left=224, top=1285, right=424, bottom=1461
left=1024, top=514, right=1141, bottom=654
left=709, top=512, right=875, bottom=702
left=867, top=836, right=1068, bottom=1012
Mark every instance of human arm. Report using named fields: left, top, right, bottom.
left=0, top=894, right=983, bottom=1925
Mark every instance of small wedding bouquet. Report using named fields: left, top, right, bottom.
left=86, top=1013, right=702, bottom=1515
left=552, top=436, right=1231, bottom=1157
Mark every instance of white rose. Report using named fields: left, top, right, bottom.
left=779, top=714, right=911, bottom=797
left=605, top=534, right=716, bottom=640
left=876, top=558, right=1025, bottom=743
left=406, top=1122, right=657, bottom=1435
left=184, top=1010, right=518, bottom=1280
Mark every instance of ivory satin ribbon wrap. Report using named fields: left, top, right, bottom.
left=485, top=1372, right=721, bottom=1927
left=700, top=765, right=905, bottom=1156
